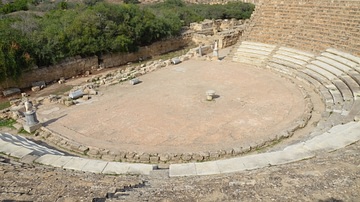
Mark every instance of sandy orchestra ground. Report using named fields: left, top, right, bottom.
left=36, top=59, right=306, bottom=154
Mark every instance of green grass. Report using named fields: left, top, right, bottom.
left=0, top=118, right=16, bottom=128
left=0, top=101, right=10, bottom=110
left=53, top=85, right=73, bottom=96
left=152, top=45, right=196, bottom=61
left=18, top=128, right=30, bottom=134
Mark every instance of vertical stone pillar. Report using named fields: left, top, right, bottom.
left=213, top=40, right=219, bottom=60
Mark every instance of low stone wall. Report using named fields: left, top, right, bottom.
left=1, top=56, right=98, bottom=90
left=101, top=37, right=190, bottom=69
left=0, top=37, right=190, bottom=91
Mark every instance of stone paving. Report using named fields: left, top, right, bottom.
left=169, top=121, right=360, bottom=176
left=1, top=120, right=359, bottom=178
left=0, top=133, right=156, bottom=175
left=36, top=59, right=306, bottom=156
left=1, top=138, right=359, bottom=201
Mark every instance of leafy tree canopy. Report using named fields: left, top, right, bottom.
left=0, top=0, right=254, bottom=81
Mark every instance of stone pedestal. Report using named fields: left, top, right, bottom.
left=23, top=110, right=41, bottom=133
left=206, top=90, right=216, bottom=101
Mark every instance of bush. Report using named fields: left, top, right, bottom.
left=0, top=0, right=29, bottom=14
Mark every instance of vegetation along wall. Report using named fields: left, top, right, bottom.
left=0, top=0, right=254, bottom=90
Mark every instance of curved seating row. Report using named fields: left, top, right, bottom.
left=233, top=41, right=360, bottom=133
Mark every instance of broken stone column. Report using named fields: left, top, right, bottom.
left=23, top=101, right=41, bottom=133
left=213, top=40, right=219, bottom=60
left=198, top=45, right=202, bottom=56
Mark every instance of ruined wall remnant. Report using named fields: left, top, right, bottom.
left=190, top=19, right=248, bottom=48
left=0, top=56, right=99, bottom=90
left=0, top=37, right=190, bottom=90
left=101, top=37, right=190, bottom=68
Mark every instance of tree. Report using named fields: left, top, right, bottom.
left=0, top=17, right=33, bottom=81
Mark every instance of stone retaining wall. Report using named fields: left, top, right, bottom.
left=0, top=37, right=190, bottom=91
left=1, top=56, right=99, bottom=91
left=101, top=37, right=190, bottom=69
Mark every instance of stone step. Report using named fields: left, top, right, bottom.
left=309, top=60, right=360, bottom=97
left=303, top=121, right=360, bottom=152
left=350, top=72, right=360, bottom=85
left=232, top=56, right=264, bottom=66
left=326, top=48, right=360, bottom=64
left=332, top=80, right=353, bottom=102
left=233, top=51, right=269, bottom=59
left=35, top=154, right=156, bottom=175
left=238, top=44, right=275, bottom=53
left=341, top=75, right=360, bottom=98
left=0, top=133, right=64, bottom=156
left=310, top=60, right=345, bottom=77
left=275, top=50, right=313, bottom=63
left=316, top=56, right=354, bottom=73
left=266, top=62, right=294, bottom=76
left=236, top=47, right=273, bottom=56
left=306, top=63, right=357, bottom=100
left=294, top=71, right=335, bottom=108
left=321, top=52, right=359, bottom=69
left=301, top=69, right=344, bottom=108
left=241, top=41, right=277, bottom=49
left=273, top=54, right=308, bottom=66
left=269, top=58, right=303, bottom=70
left=306, top=64, right=338, bottom=81
left=348, top=100, right=360, bottom=118
left=169, top=120, right=360, bottom=177
left=277, top=47, right=315, bottom=60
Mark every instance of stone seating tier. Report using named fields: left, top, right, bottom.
left=233, top=41, right=360, bottom=132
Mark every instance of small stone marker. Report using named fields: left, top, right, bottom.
left=130, top=78, right=140, bottom=85
left=206, top=90, right=216, bottom=101
left=31, top=86, right=41, bottom=92
left=58, top=77, right=66, bottom=84
left=171, top=58, right=181, bottom=65
left=69, top=89, right=84, bottom=99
